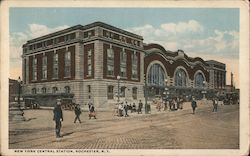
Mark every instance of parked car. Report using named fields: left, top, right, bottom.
left=24, top=98, right=40, bottom=109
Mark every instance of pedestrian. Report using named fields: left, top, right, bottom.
left=124, top=101, right=129, bottom=117
left=53, top=100, right=63, bottom=138
left=138, top=100, right=143, bottom=114
left=87, top=100, right=92, bottom=110
left=179, top=98, right=183, bottom=109
left=164, top=100, right=168, bottom=111
left=89, top=103, right=97, bottom=119
left=173, top=98, right=177, bottom=110
left=191, top=97, right=197, bottom=114
left=132, top=103, right=136, bottom=113
left=129, top=103, right=132, bottom=113
left=118, top=102, right=123, bottom=117
left=169, top=98, right=172, bottom=111
left=212, top=97, right=218, bottom=112
left=74, top=104, right=82, bottom=123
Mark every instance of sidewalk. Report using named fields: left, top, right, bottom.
left=10, top=100, right=213, bottom=132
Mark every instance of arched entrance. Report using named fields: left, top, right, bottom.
left=146, top=62, right=168, bottom=98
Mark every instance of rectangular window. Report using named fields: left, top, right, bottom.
left=107, top=49, right=114, bottom=61
left=42, top=55, right=47, bottom=79
left=64, top=51, right=71, bottom=77
left=88, top=64, right=92, bottom=76
left=87, top=85, right=91, bottom=93
left=120, top=50, right=127, bottom=78
left=120, top=67, right=126, bottom=77
left=107, top=86, right=114, bottom=99
left=107, top=65, right=114, bottom=76
left=25, top=58, right=29, bottom=83
left=70, top=33, right=76, bottom=39
left=132, top=88, right=137, bottom=100
left=132, top=52, right=138, bottom=79
left=107, top=48, right=114, bottom=76
left=87, top=50, right=92, bottom=76
left=32, top=57, right=37, bottom=80
left=53, top=53, right=58, bottom=79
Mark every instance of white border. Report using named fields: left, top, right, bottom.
left=1, top=0, right=249, bottom=156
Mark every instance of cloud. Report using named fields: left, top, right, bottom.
left=127, top=20, right=239, bottom=87
left=9, top=24, right=69, bottom=79
left=160, top=20, right=204, bottom=34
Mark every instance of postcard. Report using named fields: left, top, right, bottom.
left=1, top=0, right=249, bottom=156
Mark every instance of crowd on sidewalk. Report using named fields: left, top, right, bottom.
left=52, top=96, right=225, bottom=138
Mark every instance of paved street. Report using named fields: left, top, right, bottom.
left=9, top=102, right=239, bottom=149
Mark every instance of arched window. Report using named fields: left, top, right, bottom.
left=32, top=88, right=36, bottom=94
left=42, top=87, right=46, bottom=94
left=147, top=63, right=166, bottom=86
left=120, top=86, right=126, bottom=97
left=52, top=87, right=58, bottom=93
left=195, top=72, right=205, bottom=88
left=64, top=86, right=70, bottom=93
left=174, top=68, right=187, bottom=87
left=132, top=87, right=137, bottom=100
left=107, top=85, right=114, bottom=99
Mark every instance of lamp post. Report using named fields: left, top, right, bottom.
left=117, top=75, right=121, bottom=103
left=202, top=81, right=207, bottom=99
left=9, top=76, right=25, bottom=122
left=18, top=76, right=21, bottom=105
left=144, top=74, right=149, bottom=114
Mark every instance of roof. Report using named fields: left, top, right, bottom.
left=25, top=21, right=143, bottom=44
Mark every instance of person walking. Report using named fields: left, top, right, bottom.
left=164, top=100, right=168, bottom=111
left=118, top=103, right=123, bottom=117
left=132, top=103, right=136, bottom=113
left=191, top=97, right=197, bottom=114
left=212, top=97, right=218, bottom=112
left=89, top=103, right=97, bottom=119
left=124, top=101, right=129, bottom=117
left=138, top=100, right=143, bottom=114
left=53, top=100, right=63, bottom=138
left=74, top=104, right=82, bottom=123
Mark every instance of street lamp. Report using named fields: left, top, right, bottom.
left=202, top=81, right=207, bottom=99
left=9, top=76, right=25, bottom=122
left=144, top=74, right=149, bottom=114
left=17, top=76, right=21, bottom=105
left=117, top=75, right=121, bottom=103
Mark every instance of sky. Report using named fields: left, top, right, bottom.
left=9, top=8, right=239, bottom=87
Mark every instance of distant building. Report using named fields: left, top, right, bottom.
left=9, top=79, right=19, bottom=102
left=21, top=22, right=226, bottom=108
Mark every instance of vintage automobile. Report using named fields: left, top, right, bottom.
left=24, top=98, right=40, bottom=109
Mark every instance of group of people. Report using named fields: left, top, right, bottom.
left=117, top=100, right=143, bottom=117
left=53, top=100, right=96, bottom=138
left=53, top=96, right=221, bottom=138
left=154, top=97, right=185, bottom=112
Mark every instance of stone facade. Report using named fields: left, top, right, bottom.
left=21, top=22, right=226, bottom=109
left=22, top=22, right=144, bottom=109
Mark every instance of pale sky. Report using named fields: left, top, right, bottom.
left=9, top=8, right=239, bottom=87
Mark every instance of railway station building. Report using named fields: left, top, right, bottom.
left=21, top=22, right=226, bottom=109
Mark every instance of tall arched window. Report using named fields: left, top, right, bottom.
left=120, top=86, right=126, bottom=97
left=147, top=63, right=166, bottom=86
left=64, top=86, right=70, bottom=93
left=32, top=88, right=37, bottom=94
left=195, top=72, right=205, bottom=88
left=42, top=87, right=46, bottom=94
left=107, top=85, right=114, bottom=99
left=174, top=68, right=187, bottom=87
left=132, top=87, right=137, bottom=100
left=52, top=87, right=58, bottom=93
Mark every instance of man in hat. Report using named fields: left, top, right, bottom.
left=74, top=104, right=82, bottom=123
left=53, top=99, right=63, bottom=138
left=191, top=97, right=197, bottom=114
